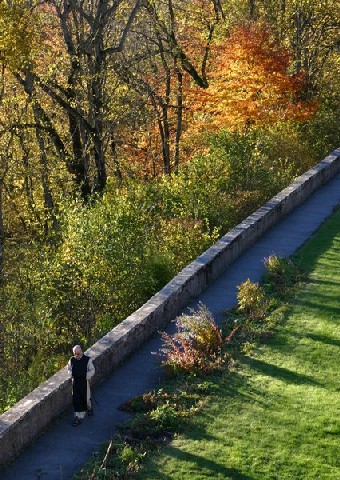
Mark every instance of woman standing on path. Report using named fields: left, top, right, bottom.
left=67, top=345, right=95, bottom=426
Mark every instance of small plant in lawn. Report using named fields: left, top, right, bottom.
left=149, top=404, right=181, bottom=431
left=119, top=388, right=173, bottom=413
left=223, top=279, right=272, bottom=345
left=263, top=254, right=304, bottom=297
left=158, top=303, right=229, bottom=375
left=237, top=278, right=269, bottom=322
left=78, top=437, right=148, bottom=479
left=118, top=442, right=146, bottom=472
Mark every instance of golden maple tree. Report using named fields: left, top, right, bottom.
left=184, top=22, right=317, bottom=142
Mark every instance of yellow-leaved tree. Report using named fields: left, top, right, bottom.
left=0, top=1, right=39, bottom=72
left=183, top=21, right=317, bottom=156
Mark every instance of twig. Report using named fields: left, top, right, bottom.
left=100, top=439, right=113, bottom=471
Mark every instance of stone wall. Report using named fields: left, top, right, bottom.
left=1, top=148, right=340, bottom=469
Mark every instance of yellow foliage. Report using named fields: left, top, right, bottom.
left=0, top=2, right=39, bottom=71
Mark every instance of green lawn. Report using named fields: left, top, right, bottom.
left=138, top=209, right=340, bottom=479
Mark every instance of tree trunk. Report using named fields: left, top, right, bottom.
left=90, top=44, right=107, bottom=193
left=0, top=134, right=11, bottom=281
left=294, top=9, right=303, bottom=74
left=22, top=71, right=58, bottom=230
left=249, top=0, right=256, bottom=19
left=93, top=131, right=107, bottom=192
left=110, top=135, right=123, bottom=183
left=161, top=104, right=171, bottom=175
left=33, top=118, right=58, bottom=232
left=67, top=113, right=92, bottom=200
left=174, top=68, right=183, bottom=173
left=0, top=180, right=4, bottom=279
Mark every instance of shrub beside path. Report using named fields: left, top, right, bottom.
left=1, top=173, right=340, bottom=480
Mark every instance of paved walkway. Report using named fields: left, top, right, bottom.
left=1, top=173, right=340, bottom=480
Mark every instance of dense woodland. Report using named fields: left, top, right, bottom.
left=0, top=0, right=339, bottom=412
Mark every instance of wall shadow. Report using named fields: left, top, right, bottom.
left=293, top=205, right=340, bottom=272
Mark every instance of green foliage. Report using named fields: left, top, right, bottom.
left=145, top=123, right=314, bottom=239
left=119, top=443, right=145, bottom=470
left=0, top=175, right=220, bottom=412
left=0, top=2, right=39, bottom=71
left=237, top=279, right=269, bottom=322
left=121, top=389, right=174, bottom=413
left=72, top=376, right=211, bottom=480
left=121, top=410, right=170, bottom=439
left=208, top=129, right=268, bottom=192
left=158, top=157, right=236, bottom=232
left=225, top=255, right=305, bottom=349
left=263, top=254, right=305, bottom=297
left=302, top=95, right=340, bottom=159
left=208, top=124, right=316, bottom=196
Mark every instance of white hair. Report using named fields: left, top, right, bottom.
left=72, top=345, right=82, bottom=354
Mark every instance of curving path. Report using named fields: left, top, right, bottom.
left=1, top=172, right=340, bottom=480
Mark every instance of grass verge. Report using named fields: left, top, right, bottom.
left=74, top=207, right=340, bottom=480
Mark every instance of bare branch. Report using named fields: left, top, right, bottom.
left=102, top=0, right=142, bottom=55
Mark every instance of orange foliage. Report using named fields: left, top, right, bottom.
left=118, top=123, right=165, bottom=178
left=127, top=21, right=318, bottom=174
left=118, top=0, right=219, bottom=177
left=185, top=22, right=317, bottom=135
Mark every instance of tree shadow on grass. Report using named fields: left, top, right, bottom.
left=289, top=331, right=340, bottom=348
left=309, top=278, right=340, bottom=288
left=215, top=371, right=270, bottom=407
left=295, top=294, right=340, bottom=311
left=180, top=422, right=217, bottom=443
left=241, top=357, right=322, bottom=387
left=305, top=332, right=340, bottom=347
left=146, top=445, right=255, bottom=480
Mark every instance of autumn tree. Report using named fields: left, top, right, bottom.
left=245, top=0, right=340, bottom=93
left=1, top=1, right=144, bottom=201
left=113, top=0, right=225, bottom=176
left=0, top=1, right=69, bottom=240
left=184, top=21, right=316, bottom=152
left=0, top=2, right=46, bottom=263
left=0, top=134, right=11, bottom=276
